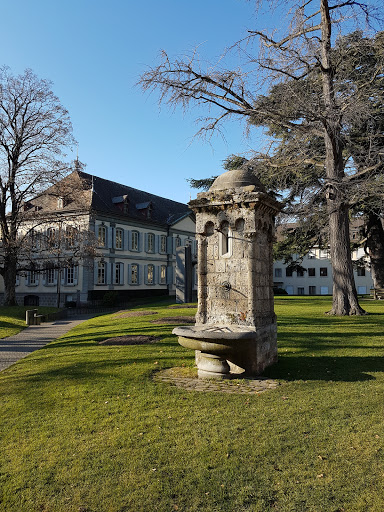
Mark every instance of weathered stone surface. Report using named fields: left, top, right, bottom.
left=174, top=168, right=281, bottom=378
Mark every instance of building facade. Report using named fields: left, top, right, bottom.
left=1, top=171, right=197, bottom=307
left=273, top=247, right=373, bottom=295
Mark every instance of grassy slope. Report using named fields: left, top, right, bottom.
left=0, top=297, right=383, bottom=512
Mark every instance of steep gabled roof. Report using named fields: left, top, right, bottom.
left=78, top=171, right=193, bottom=227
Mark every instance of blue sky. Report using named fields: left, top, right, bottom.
left=0, top=0, right=270, bottom=204
left=1, top=1, right=380, bottom=204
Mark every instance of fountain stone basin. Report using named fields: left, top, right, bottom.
left=172, top=325, right=274, bottom=379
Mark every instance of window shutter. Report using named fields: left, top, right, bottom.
left=124, top=230, right=129, bottom=251
left=120, top=263, right=124, bottom=284
left=73, top=266, right=78, bottom=286
left=106, top=262, right=112, bottom=284
left=167, top=266, right=173, bottom=285
left=172, top=237, right=177, bottom=254
left=111, top=227, right=116, bottom=249
left=167, top=236, right=173, bottom=254
left=155, top=235, right=160, bottom=254
left=42, top=271, right=47, bottom=286
left=137, top=264, right=142, bottom=285
left=61, top=269, right=65, bottom=286
left=144, top=265, right=148, bottom=285
left=128, top=264, right=132, bottom=284
left=25, top=273, right=29, bottom=286
left=94, top=262, right=98, bottom=285
left=144, top=233, right=149, bottom=252
left=138, top=232, right=143, bottom=252
left=107, top=227, right=112, bottom=248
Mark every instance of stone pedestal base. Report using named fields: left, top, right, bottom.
left=173, top=323, right=278, bottom=379
left=197, top=353, right=230, bottom=379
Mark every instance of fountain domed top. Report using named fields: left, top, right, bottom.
left=209, top=168, right=266, bottom=193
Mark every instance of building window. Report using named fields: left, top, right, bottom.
left=46, top=267, right=55, bottom=285
left=286, top=267, right=293, bottom=277
left=175, top=237, right=181, bottom=248
left=66, top=226, right=77, bottom=248
left=115, top=228, right=123, bottom=249
left=160, top=265, right=167, bottom=284
left=131, top=231, right=139, bottom=251
left=114, top=263, right=122, bottom=284
left=320, top=267, right=328, bottom=277
left=357, top=267, right=366, bottom=276
left=29, top=271, right=38, bottom=285
left=297, top=287, right=305, bottom=295
left=309, top=286, right=316, bottom=295
left=147, top=233, right=155, bottom=253
left=308, top=268, right=316, bottom=277
left=147, top=264, right=154, bottom=284
left=97, top=262, right=106, bottom=284
left=66, top=265, right=78, bottom=285
left=46, top=228, right=56, bottom=248
left=131, top=264, right=138, bottom=284
left=160, top=235, right=167, bottom=253
left=57, top=197, right=64, bottom=209
left=98, top=225, right=107, bottom=247
left=274, top=268, right=282, bottom=278
left=297, top=268, right=305, bottom=277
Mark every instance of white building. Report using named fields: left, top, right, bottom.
left=273, top=246, right=373, bottom=295
left=1, top=170, right=196, bottom=307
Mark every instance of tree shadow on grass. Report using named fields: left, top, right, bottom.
left=266, top=354, right=384, bottom=382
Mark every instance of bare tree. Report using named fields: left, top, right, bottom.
left=0, top=67, right=75, bottom=305
left=140, top=0, right=383, bottom=315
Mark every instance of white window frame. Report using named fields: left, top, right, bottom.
left=97, top=262, right=106, bottom=284
left=130, top=263, right=138, bottom=284
left=160, top=265, right=167, bottom=284
left=115, top=228, right=123, bottom=250
left=160, top=235, right=167, bottom=253
left=66, top=265, right=78, bottom=285
left=29, top=271, right=38, bottom=286
left=147, top=264, right=154, bottom=285
left=147, top=233, right=155, bottom=253
left=131, top=231, right=139, bottom=251
left=98, top=225, right=107, bottom=247
left=114, top=262, right=123, bottom=285
left=47, top=267, right=55, bottom=285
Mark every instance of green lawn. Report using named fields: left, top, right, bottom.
left=0, top=297, right=384, bottom=512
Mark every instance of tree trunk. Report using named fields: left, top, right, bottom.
left=365, top=212, right=384, bottom=289
left=320, top=0, right=365, bottom=315
left=328, top=203, right=365, bottom=314
left=2, top=255, right=18, bottom=306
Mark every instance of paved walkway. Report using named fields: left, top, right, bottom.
left=0, top=315, right=94, bottom=372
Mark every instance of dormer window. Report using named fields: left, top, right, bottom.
left=136, top=201, right=153, bottom=219
left=112, top=195, right=129, bottom=214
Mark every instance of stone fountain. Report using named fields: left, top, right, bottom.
left=173, top=167, right=281, bottom=379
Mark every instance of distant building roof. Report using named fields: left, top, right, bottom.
left=78, top=171, right=193, bottom=227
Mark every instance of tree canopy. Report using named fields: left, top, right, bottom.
left=140, top=0, right=383, bottom=315
left=0, top=67, right=75, bottom=305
